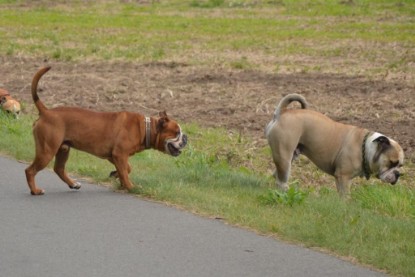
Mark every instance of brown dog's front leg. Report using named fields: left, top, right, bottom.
left=112, top=155, right=134, bottom=191
left=108, top=159, right=131, bottom=179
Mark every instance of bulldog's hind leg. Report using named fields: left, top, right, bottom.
left=273, top=160, right=292, bottom=191
left=269, top=135, right=297, bottom=191
left=271, top=149, right=293, bottom=191
left=54, top=144, right=81, bottom=190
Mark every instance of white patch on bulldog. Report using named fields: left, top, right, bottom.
left=364, top=132, right=384, bottom=166
left=11, top=103, right=21, bottom=119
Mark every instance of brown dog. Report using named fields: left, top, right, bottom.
left=0, top=88, right=21, bottom=118
left=25, top=66, right=187, bottom=195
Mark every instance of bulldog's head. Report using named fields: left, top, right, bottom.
left=0, top=95, right=21, bottom=119
left=366, top=133, right=404, bottom=185
left=156, top=111, right=187, bottom=157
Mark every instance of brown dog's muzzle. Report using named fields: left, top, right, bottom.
left=166, top=132, right=188, bottom=157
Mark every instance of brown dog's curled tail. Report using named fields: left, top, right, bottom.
left=272, top=93, right=308, bottom=121
left=31, top=66, right=51, bottom=114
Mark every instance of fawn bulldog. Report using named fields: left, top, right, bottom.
left=265, top=94, right=404, bottom=197
left=25, top=66, right=187, bottom=195
left=0, top=88, right=21, bottom=118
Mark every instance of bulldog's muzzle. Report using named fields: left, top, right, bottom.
left=165, top=130, right=188, bottom=157
left=379, top=167, right=401, bottom=185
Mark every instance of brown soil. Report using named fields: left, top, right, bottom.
left=1, top=56, right=414, bottom=160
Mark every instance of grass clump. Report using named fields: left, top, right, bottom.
left=0, top=112, right=34, bottom=161
left=352, top=184, right=415, bottom=219
left=190, top=0, right=225, bottom=8
left=258, top=184, right=309, bottom=207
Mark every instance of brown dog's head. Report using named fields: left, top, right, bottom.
left=0, top=89, right=21, bottom=118
left=155, top=111, right=188, bottom=156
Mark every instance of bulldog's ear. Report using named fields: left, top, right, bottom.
left=373, top=136, right=391, bottom=149
left=0, top=96, right=6, bottom=105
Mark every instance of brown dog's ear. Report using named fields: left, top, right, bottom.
left=159, top=111, right=168, bottom=118
left=157, top=111, right=170, bottom=132
left=0, top=96, right=7, bottom=105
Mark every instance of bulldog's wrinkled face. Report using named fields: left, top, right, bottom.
left=368, top=134, right=404, bottom=185
left=0, top=96, right=21, bottom=119
left=156, top=111, right=188, bottom=157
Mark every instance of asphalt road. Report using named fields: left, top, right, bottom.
left=0, top=156, right=386, bottom=277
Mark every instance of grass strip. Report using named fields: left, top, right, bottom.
left=1, top=113, right=414, bottom=276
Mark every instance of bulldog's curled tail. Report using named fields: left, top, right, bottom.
left=272, top=93, right=308, bottom=121
left=31, top=66, right=51, bottom=115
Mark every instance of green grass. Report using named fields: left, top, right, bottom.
left=1, top=113, right=414, bottom=276
left=0, top=0, right=414, bottom=75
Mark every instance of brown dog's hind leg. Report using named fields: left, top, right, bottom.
left=26, top=123, right=65, bottom=195
left=54, top=145, right=81, bottom=190
left=25, top=155, right=54, bottom=195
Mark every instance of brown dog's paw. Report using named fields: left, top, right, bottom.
left=70, top=182, right=81, bottom=190
left=30, top=189, right=45, bottom=195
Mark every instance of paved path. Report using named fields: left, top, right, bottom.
left=0, top=156, right=386, bottom=277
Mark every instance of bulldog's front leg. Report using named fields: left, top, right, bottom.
left=335, top=175, right=352, bottom=198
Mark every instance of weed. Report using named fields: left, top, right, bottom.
left=258, top=182, right=309, bottom=207
left=229, top=56, right=252, bottom=70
